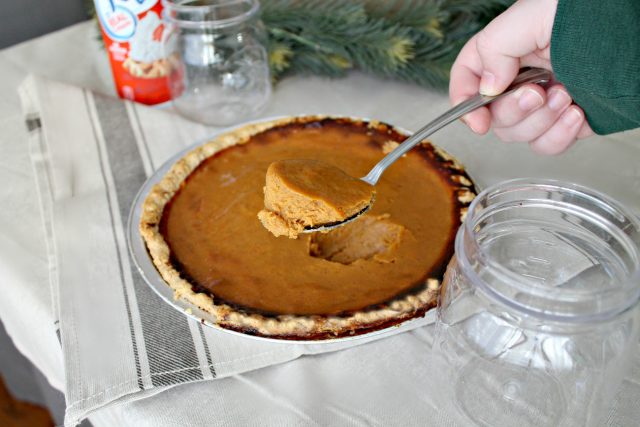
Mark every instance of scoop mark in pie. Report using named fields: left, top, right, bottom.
left=308, top=214, right=405, bottom=264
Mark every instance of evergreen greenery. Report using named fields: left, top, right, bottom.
left=262, top=0, right=514, bottom=89
left=90, top=0, right=513, bottom=90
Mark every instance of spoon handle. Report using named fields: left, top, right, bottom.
left=361, top=67, right=553, bottom=186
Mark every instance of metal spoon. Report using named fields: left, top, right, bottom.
left=303, top=67, right=553, bottom=233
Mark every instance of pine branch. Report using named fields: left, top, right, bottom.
left=89, top=0, right=512, bottom=90
left=263, top=0, right=514, bottom=90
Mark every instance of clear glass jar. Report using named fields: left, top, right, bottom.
left=162, top=0, right=271, bottom=126
left=431, top=179, right=640, bottom=427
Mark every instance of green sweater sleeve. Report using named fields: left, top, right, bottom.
left=550, top=0, right=640, bottom=135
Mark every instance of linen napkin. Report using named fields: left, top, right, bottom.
left=18, top=75, right=435, bottom=426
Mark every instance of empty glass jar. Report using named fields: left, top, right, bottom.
left=431, top=179, right=640, bottom=427
left=162, top=0, right=271, bottom=126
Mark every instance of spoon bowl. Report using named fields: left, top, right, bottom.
left=303, top=194, right=374, bottom=233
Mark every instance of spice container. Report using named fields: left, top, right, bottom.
left=95, top=0, right=177, bottom=104
left=431, top=179, right=640, bottom=427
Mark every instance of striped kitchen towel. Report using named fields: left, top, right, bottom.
left=19, top=75, right=434, bottom=426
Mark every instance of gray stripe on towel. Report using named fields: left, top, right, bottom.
left=91, top=93, right=204, bottom=386
left=198, top=322, right=217, bottom=378
left=25, top=114, right=42, bottom=131
left=84, top=91, right=145, bottom=390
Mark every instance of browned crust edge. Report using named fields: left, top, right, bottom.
left=139, top=116, right=476, bottom=340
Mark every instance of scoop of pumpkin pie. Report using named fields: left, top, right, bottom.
left=258, top=159, right=375, bottom=238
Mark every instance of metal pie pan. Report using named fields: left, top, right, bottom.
left=126, top=116, right=442, bottom=344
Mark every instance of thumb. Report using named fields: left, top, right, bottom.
left=475, top=0, right=554, bottom=95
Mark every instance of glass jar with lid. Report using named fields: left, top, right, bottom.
left=162, top=0, right=271, bottom=126
left=431, top=179, right=640, bottom=427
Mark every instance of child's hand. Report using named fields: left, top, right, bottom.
left=449, top=0, right=593, bottom=154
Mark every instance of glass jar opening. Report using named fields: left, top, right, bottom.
left=162, top=0, right=260, bottom=29
left=456, top=178, right=640, bottom=322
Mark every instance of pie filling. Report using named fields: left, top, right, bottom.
left=158, top=119, right=466, bottom=318
left=258, top=159, right=376, bottom=238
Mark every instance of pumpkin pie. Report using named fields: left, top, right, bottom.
left=139, top=116, right=476, bottom=340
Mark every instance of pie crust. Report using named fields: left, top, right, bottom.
left=139, top=116, right=476, bottom=340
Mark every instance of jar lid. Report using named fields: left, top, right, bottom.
left=457, top=179, right=640, bottom=322
left=162, top=0, right=260, bottom=30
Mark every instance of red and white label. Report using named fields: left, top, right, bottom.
left=95, top=0, right=176, bottom=105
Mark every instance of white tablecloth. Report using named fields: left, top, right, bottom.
left=1, top=21, right=639, bottom=426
